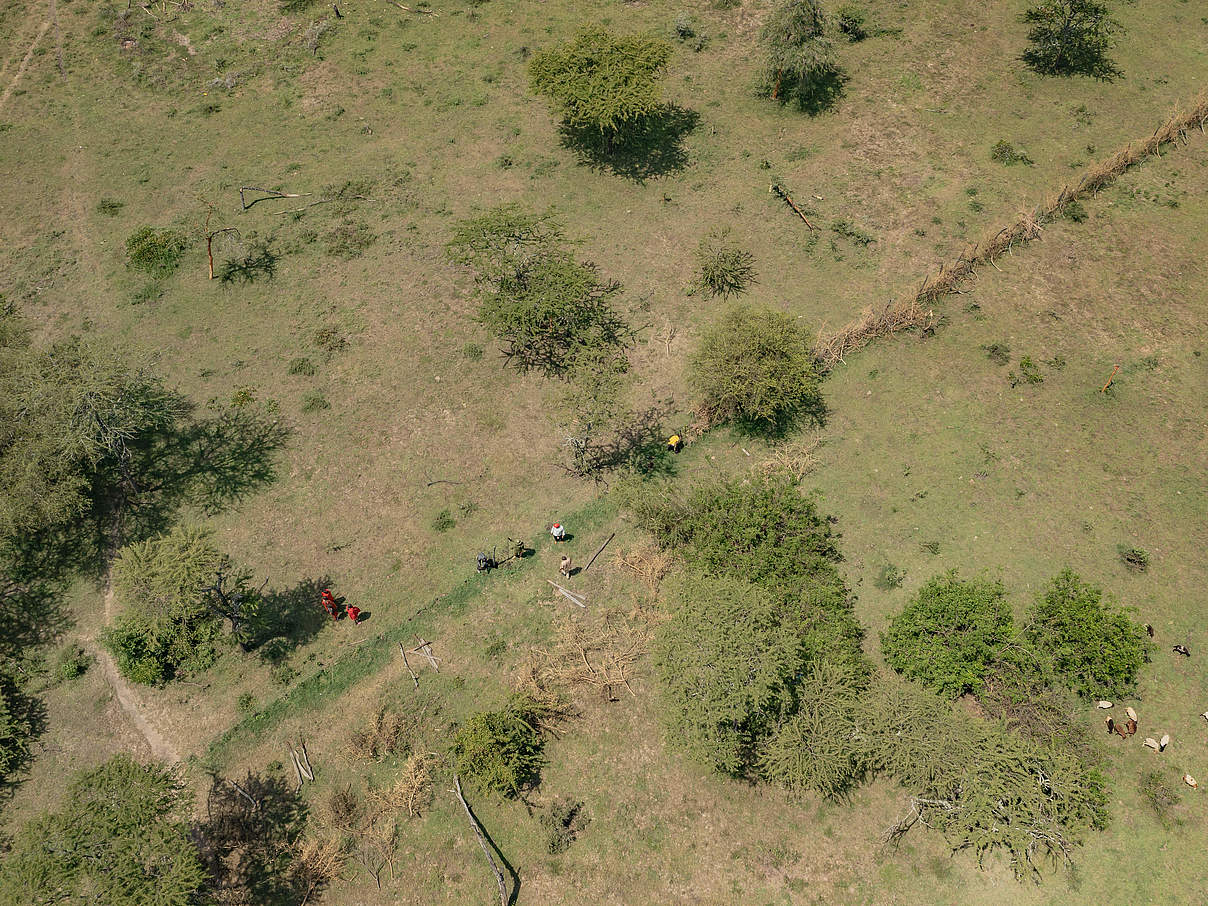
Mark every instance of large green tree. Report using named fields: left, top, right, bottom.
left=689, top=305, right=823, bottom=430
left=759, top=0, right=845, bottom=113
left=529, top=28, right=673, bottom=149
left=881, top=573, right=1015, bottom=698
left=1021, top=0, right=1122, bottom=79
left=0, top=755, right=207, bottom=905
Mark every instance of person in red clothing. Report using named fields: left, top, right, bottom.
left=346, top=604, right=361, bottom=624
left=320, top=588, right=338, bottom=620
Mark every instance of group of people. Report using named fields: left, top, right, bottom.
left=320, top=587, right=361, bottom=624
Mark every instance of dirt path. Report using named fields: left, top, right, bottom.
left=85, top=585, right=181, bottom=763
left=0, top=17, right=49, bottom=112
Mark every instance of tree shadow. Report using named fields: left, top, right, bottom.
left=192, top=769, right=310, bottom=906
left=764, top=69, right=847, bottom=116
left=251, top=576, right=332, bottom=660
left=560, top=105, right=699, bottom=182
left=464, top=796, right=522, bottom=906
left=734, top=394, right=829, bottom=442
left=566, top=406, right=677, bottom=483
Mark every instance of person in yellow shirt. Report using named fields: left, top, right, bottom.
left=667, top=434, right=682, bottom=453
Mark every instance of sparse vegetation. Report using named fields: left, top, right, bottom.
left=126, top=225, right=189, bottom=276
left=695, top=227, right=757, bottom=298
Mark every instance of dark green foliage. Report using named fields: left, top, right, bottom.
left=192, top=769, right=310, bottom=905
left=449, top=694, right=547, bottom=798
left=829, top=219, right=875, bottom=246
left=1138, top=770, right=1180, bottom=825
left=881, top=572, right=1015, bottom=698
left=53, top=643, right=93, bottom=681
left=541, top=798, right=589, bottom=853
left=1021, top=0, right=1122, bottom=80
left=448, top=206, right=633, bottom=376
left=695, top=228, right=757, bottom=298
left=836, top=5, right=868, bottom=40
left=287, top=356, right=317, bottom=376
left=981, top=342, right=1011, bottom=365
left=1118, top=545, right=1149, bottom=572
left=689, top=304, right=823, bottom=431
left=990, top=139, right=1034, bottom=165
left=862, top=678, right=1108, bottom=877
left=220, top=243, right=279, bottom=284
left=0, top=755, right=207, bottom=905
left=104, top=525, right=256, bottom=683
left=529, top=29, right=673, bottom=146
left=876, top=563, right=905, bottom=589
left=1024, top=569, right=1151, bottom=698
left=431, top=509, right=456, bottom=533
left=1008, top=355, right=1044, bottom=387
left=759, top=0, right=845, bottom=113
left=758, top=659, right=868, bottom=798
left=1063, top=198, right=1089, bottom=222
left=0, top=670, right=37, bottom=786
left=126, top=225, right=189, bottom=276
left=653, top=573, right=816, bottom=775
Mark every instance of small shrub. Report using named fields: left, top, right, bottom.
left=1008, top=355, right=1044, bottom=387
left=876, top=564, right=906, bottom=590
left=982, top=343, right=1011, bottom=366
left=836, top=5, right=868, bottom=41
left=990, top=140, right=1034, bottom=166
left=54, top=644, right=93, bottom=681
left=541, top=798, right=589, bottom=853
left=349, top=705, right=409, bottom=760
left=921, top=540, right=940, bottom=555
left=1063, top=199, right=1089, bottom=223
left=287, top=356, right=317, bottom=376
left=270, top=662, right=298, bottom=686
left=126, top=226, right=189, bottom=276
left=300, top=391, right=330, bottom=412
left=881, top=572, right=1015, bottom=698
left=431, top=509, right=456, bottom=533
left=1118, top=545, right=1150, bottom=572
left=324, top=220, right=376, bottom=259
left=129, top=282, right=163, bottom=306
left=236, top=692, right=256, bottom=714
left=695, top=228, right=757, bottom=298
left=449, top=694, right=547, bottom=798
left=673, top=14, right=696, bottom=39
left=1024, top=569, right=1151, bottom=698
left=313, top=326, right=348, bottom=354
left=461, top=342, right=484, bottom=361
left=1138, top=770, right=1180, bottom=824
left=96, top=198, right=124, bottom=216
left=830, top=219, right=875, bottom=246
left=689, top=304, right=823, bottom=431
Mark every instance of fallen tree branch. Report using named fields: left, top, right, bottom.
left=239, top=186, right=312, bottom=210
left=770, top=183, right=817, bottom=230
left=453, top=775, right=508, bottom=906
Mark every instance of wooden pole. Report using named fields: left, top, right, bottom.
left=1101, top=363, right=1120, bottom=393
left=582, top=532, right=616, bottom=573
left=399, top=642, right=419, bottom=689
left=453, top=775, right=508, bottom=906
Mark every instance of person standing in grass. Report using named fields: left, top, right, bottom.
left=550, top=522, right=566, bottom=543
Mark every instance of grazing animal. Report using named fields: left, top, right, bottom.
left=1185, top=775, right=1198, bottom=789
left=1200, top=711, right=1208, bottom=723
left=1146, top=624, right=1155, bottom=637
left=1125, top=706, right=1138, bottom=722
left=1114, top=721, right=1129, bottom=740
left=1096, top=700, right=1113, bottom=709
left=1105, top=717, right=1115, bottom=735
left=1125, top=718, right=1137, bottom=736
left=1173, top=645, right=1191, bottom=657
left=1143, top=737, right=1161, bottom=752
left=1160, top=733, right=1170, bottom=751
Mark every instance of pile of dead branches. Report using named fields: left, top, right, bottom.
left=520, top=609, right=656, bottom=702
left=757, top=435, right=824, bottom=482
left=812, top=297, right=937, bottom=371
left=613, top=545, right=673, bottom=597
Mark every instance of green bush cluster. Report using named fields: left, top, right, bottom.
left=689, top=305, right=823, bottom=431
left=53, top=644, right=93, bottom=682
left=883, top=569, right=1151, bottom=702
left=448, top=693, right=549, bottom=798
left=694, top=228, right=757, bottom=299
left=759, top=0, right=846, bottom=113
left=126, top=226, right=189, bottom=276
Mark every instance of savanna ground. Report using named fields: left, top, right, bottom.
left=1, top=0, right=1206, bottom=902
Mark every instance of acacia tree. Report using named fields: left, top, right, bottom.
left=689, top=304, right=823, bottom=431
left=1021, top=0, right=1123, bottom=80
left=447, top=206, right=634, bottom=376
left=529, top=28, right=673, bottom=150
left=759, top=0, right=845, bottom=113
left=0, top=755, right=208, bottom=905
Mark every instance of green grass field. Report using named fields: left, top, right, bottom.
left=2, top=0, right=1206, bottom=902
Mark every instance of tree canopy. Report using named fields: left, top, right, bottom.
left=529, top=28, right=673, bottom=145
left=689, top=305, right=824, bottom=431
left=759, top=0, right=845, bottom=113
left=1021, top=0, right=1123, bottom=80
left=0, top=755, right=207, bottom=906
left=881, top=573, right=1015, bottom=698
